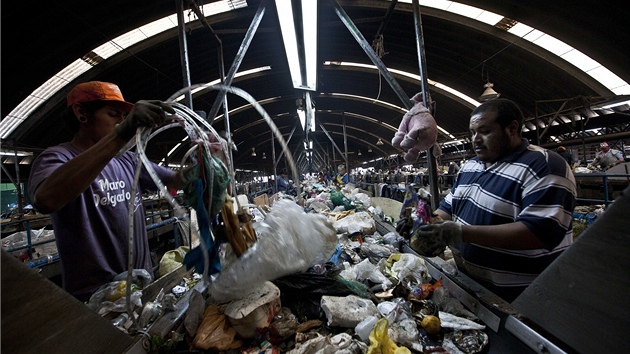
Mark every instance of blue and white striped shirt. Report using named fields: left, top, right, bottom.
left=439, top=139, right=576, bottom=300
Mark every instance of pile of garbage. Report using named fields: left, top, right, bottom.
left=181, top=180, right=488, bottom=353
left=98, top=179, right=490, bottom=353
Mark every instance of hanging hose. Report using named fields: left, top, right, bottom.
left=125, top=136, right=146, bottom=331
left=167, top=84, right=301, bottom=196
left=123, top=84, right=300, bottom=330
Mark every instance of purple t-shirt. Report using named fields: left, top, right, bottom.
left=28, top=142, right=174, bottom=300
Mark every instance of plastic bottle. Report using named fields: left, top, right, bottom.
left=355, top=315, right=379, bottom=343
left=111, top=312, right=129, bottom=327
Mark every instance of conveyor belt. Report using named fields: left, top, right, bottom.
left=375, top=213, right=571, bottom=353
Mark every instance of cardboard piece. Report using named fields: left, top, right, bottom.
left=254, top=193, right=270, bottom=207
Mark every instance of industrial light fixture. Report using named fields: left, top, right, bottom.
left=276, top=0, right=318, bottom=91
left=376, top=138, right=384, bottom=145
left=251, top=148, right=256, bottom=157
left=297, top=107, right=306, bottom=131
left=305, top=91, right=316, bottom=132
left=297, top=93, right=316, bottom=132
left=0, top=150, right=33, bottom=157
left=19, top=155, right=33, bottom=165
left=479, top=81, right=500, bottom=101
left=358, top=150, right=362, bottom=156
left=367, top=147, right=372, bottom=153
left=262, top=152, right=266, bottom=160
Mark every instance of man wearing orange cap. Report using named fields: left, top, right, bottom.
left=591, top=142, right=624, bottom=170
left=28, top=81, right=190, bottom=302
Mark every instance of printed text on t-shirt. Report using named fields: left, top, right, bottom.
left=94, top=178, right=131, bottom=207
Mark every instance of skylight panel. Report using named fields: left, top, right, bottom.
left=170, top=66, right=272, bottom=102
left=437, top=126, right=456, bottom=138
left=0, top=0, right=244, bottom=139
left=304, top=0, right=628, bottom=112
left=418, top=0, right=451, bottom=11
left=433, top=83, right=480, bottom=107
left=331, top=92, right=455, bottom=137
left=522, top=28, right=545, bottom=43
left=31, top=78, right=68, bottom=101
left=447, top=2, right=484, bottom=19
left=139, top=17, right=177, bottom=37
left=213, top=95, right=280, bottom=122
left=611, top=84, right=630, bottom=95
left=533, top=34, right=573, bottom=56
left=560, top=50, right=599, bottom=72
left=58, top=59, right=93, bottom=79
left=204, top=0, right=247, bottom=14
left=15, top=98, right=43, bottom=116
left=341, top=112, right=398, bottom=131
left=507, top=22, right=534, bottom=37
left=115, top=30, right=149, bottom=49
left=0, top=117, right=24, bottom=138
left=1, top=59, right=92, bottom=138
left=331, top=93, right=407, bottom=112
left=92, top=42, right=122, bottom=59
left=324, top=61, right=481, bottom=107
left=587, top=66, right=628, bottom=94
left=475, top=11, right=503, bottom=25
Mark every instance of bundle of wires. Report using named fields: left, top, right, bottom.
left=124, top=102, right=222, bottom=331
left=124, top=84, right=299, bottom=332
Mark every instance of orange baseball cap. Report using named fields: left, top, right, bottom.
left=66, top=81, right=134, bottom=112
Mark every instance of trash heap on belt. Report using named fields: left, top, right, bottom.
left=127, top=177, right=491, bottom=353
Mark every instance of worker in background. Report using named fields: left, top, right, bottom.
left=556, top=146, right=575, bottom=169
left=590, top=142, right=624, bottom=170
left=412, top=98, right=576, bottom=303
left=447, top=161, right=460, bottom=186
left=27, top=81, right=191, bottom=302
left=276, top=168, right=294, bottom=194
left=320, top=167, right=332, bottom=183
left=335, top=164, right=349, bottom=186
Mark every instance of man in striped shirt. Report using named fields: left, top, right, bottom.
left=413, top=98, right=576, bottom=302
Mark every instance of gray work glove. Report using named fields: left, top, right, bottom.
left=115, top=100, right=176, bottom=141
left=410, top=221, right=463, bottom=257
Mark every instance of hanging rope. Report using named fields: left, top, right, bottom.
left=371, top=34, right=387, bottom=101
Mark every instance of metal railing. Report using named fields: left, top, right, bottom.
left=574, top=173, right=630, bottom=206
left=1, top=215, right=55, bottom=266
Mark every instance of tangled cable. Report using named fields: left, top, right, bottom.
left=123, top=84, right=299, bottom=331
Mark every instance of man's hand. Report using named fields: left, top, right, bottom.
left=410, top=221, right=463, bottom=257
left=115, top=100, right=175, bottom=141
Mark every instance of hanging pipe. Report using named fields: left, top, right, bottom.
left=272, top=130, right=278, bottom=193
left=412, top=0, right=439, bottom=209
left=176, top=0, right=193, bottom=108
left=342, top=112, right=349, bottom=173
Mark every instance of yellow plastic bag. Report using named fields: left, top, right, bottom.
left=367, top=318, right=411, bottom=354
left=159, top=246, right=190, bottom=277
left=193, top=304, right=243, bottom=351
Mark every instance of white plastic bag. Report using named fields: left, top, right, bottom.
left=342, top=258, right=392, bottom=291
left=332, top=211, right=376, bottom=234
left=208, top=200, right=338, bottom=303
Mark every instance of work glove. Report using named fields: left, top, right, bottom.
left=115, top=100, right=176, bottom=141
left=410, top=221, right=462, bottom=257
left=395, top=216, right=414, bottom=238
